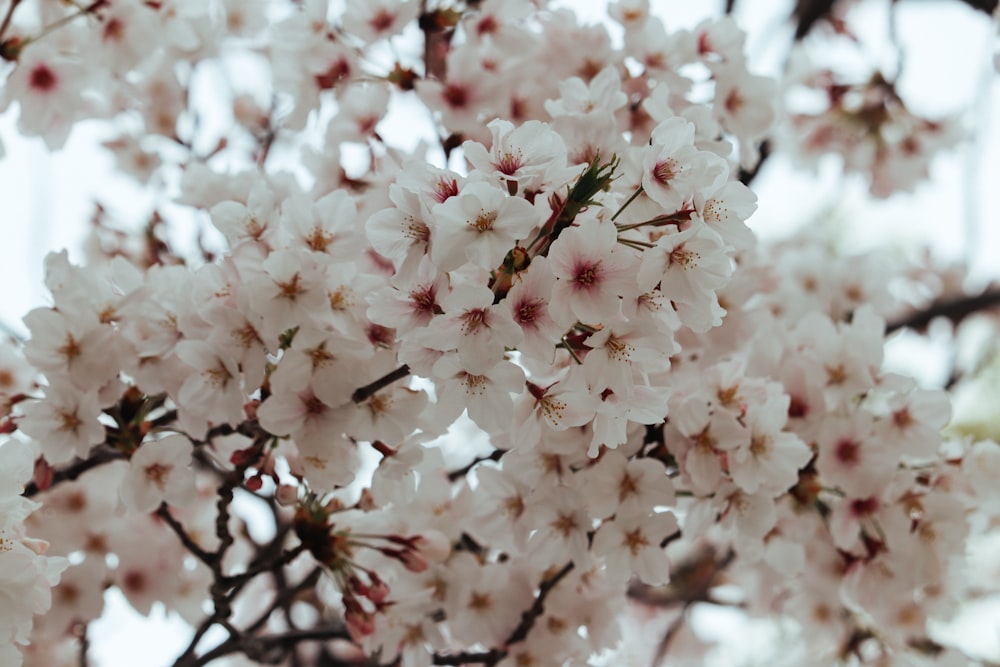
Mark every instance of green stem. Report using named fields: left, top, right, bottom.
left=610, top=185, right=644, bottom=222
left=617, top=237, right=655, bottom=250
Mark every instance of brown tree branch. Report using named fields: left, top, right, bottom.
left=157, top=504, right=215, bottom=566
left=738, top=140, right=770, bottom=186
left=886, top=288, right=1000, bottom=334
left=0, top=0, right=24, bottom=41
left=432, top=562, right=575, bottom=667
left=352, top=364, right=411, bottom=403
left=447, top=449, right=504, bottom=481
left=24, top=445, right=124, bottom=498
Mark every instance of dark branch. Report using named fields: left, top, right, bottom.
left=505, top=562, right=575, bottom=646
left=886, top=288, right=1000, bottom=334
left=650, top=607, right=688, bottom=667
left=792, top=0, right=837, bottom=40
left=447, top=449, right=505, bottom=481
left=157, top=504, right=215, bottom=566
left=259, top=626, right=350, bottom=647
left=24, top=445, right=124, bottom=498
left=955, top=0, right=997, bottom=13
left=352, top=364, right=411, bottom=403
left=432, top=562, right=575, bottom=667
left=737, top=140, right=770, bottom=186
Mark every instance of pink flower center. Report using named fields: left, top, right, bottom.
left=29, top=64, right=58, bottom=92
left=460, top=308, right=487, bottom=334
left=304, top=394, right=327, bottom=416
left=276, top=273, right=305, bottom=300
left=669, top=245, right=695, bottom=267
left=103, top=17, right=125, bottom=42
left=144, top=462, right=171, bottom=488
left=496, top=150, right=522, bottom=176
left=470, top=209, right=497, bottom=232
left=369, top=8, right=395, bottom=32
left=443, top=84, right=468, bottom=108
left=623, top=528, right=649, bottom=556
left=652, top=159, right=678, bottom=185
left=849, top=497, right=879, bottom=517
left=409, top=286, right=438, bottom=315
left=517, top=299, right=541, bottom=324
left=834, top=438, right=861, bottom=465
left=725, top=88, right=744, bottom=114
left=403, top=219, right=430, bottom=242
left=572, top=262, right=601, bottom=288
left=477, top=15, right=498, bottom=35
left=434, top=178, right=459, bottom=202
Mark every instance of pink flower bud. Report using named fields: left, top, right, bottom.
left=230, top=447, right=257, bottom=466
left=398, top=548, right=428, bottom=573
left=244, top=474, right=263, bottom=492
left=366, top=573, right=390, bottom=603
left=412, top=530, right=451, bottom=564
left=344, top=604, right=375, bottom=642
left=32, top=457, right=53, bottom=493
left=348, top=576, right=368, bottom=596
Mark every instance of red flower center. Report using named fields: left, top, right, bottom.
left=29, top=64, right=57, bottom=92
left=834, top=438, right=861, bottom=465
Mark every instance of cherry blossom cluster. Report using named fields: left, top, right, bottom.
left=0, top=438, right=67, bottom=667
left=782, top=67, right=963, bottom=197
left=0, top=0, right=997, bottom=666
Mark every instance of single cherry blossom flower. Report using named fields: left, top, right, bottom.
left=17, top=385, right=105, bottom=466
left=417, top=285, right=523, bottom=374
left=583, top=450, right=675, bottom=519
left=120, top=435, right=197, bottom=514
left=429, top=181, right=540, bottom=272
left=641, top=118, right=728, bottom=213
left=592, top=510, right=677, bottom=585
left=462, top=119, right=576, bottom=194
left=548, top=217, right=639, bottom=327
left=502, top=255, right=563, bottom=362
left=431, top=355, right=525, bottom=433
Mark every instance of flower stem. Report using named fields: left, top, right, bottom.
left=610, top=185, right=644, bottom=222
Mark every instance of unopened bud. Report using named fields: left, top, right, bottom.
left=412, top=530, right=451, bottom=564
left=367, top=573, right=390, bottom=603
left=398, top=548, right=428, bottom=573
left=32, top=457, right=53, bottom=493
left=230, top=447, right=258, bottom=466
left=344, top=602, right=376, bottom=641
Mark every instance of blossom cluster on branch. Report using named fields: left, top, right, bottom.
left=1, top=1, right=999, bottom=666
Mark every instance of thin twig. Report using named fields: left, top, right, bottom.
left=650, top=606, right=688, bottom=667
left=738, top=139, right=770, bottom=185
left=432, top=562, right=575, bottom=667
left=447, top=449, right=504, bottom=481
left=78, top=623, right=89, bottom=667
left=886, top=288, right=1000, bottom=333
left=157, top=504, right=215, bottom=566
left=0, top=0, right=23, bottom=40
